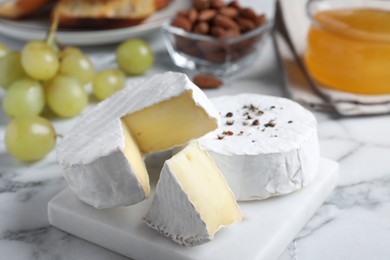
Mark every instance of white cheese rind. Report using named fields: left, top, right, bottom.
left=63, top=149, right=146, bottom=209
left=57, top=72, right=219, bottom=165
left=144, top=162, right=210, bottom=247
left=198, top=94, right=320, bottom=201
left=57, top=72, right=219, bottom=209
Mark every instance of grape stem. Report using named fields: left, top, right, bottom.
left=46, top=13, right=61, bottom=50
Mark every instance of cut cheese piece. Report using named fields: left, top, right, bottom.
left=123, top=91, right=218, bottom=153
left=57, top=72, right=219, bottom=209
left=61, top=119, right=148, bottom=209
left=198, top=94, right=320, bottom=201
left=121, top=121, right=150, bottom=196
left=144, top=142, right=242, bottom=247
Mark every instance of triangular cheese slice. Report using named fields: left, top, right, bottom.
left=144, top=142, right=242, bottom=246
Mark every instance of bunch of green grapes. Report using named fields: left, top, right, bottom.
left=1, top=42, right=93, bottom=118
left=1, top=38, right=154, bottom=162
left=0, top=41, right=93, bottom=162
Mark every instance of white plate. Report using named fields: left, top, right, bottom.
left=0, top=0, right=189, bottom=45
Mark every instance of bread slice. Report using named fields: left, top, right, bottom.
left=53, top=0, right=155, bottom=29
left=0, top=0, right=52, bottom=19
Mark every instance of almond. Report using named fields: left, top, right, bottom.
left=198, top=9, right=217, bottom=21
left=210, top=26, right=226, bottom=38
left=256, top=14, right=266, bottom=26
left=240, top=8, right=257, bottom=22
left=220, top=29, right=240, bottom=38
left=193, top=74, right=223, bottom=89
left=214, top=15, right=239, bottom=30
left=194, top=21, right=209, bottom=34
left=219, top=7, right=238, bottom=18
left=212, top=26, right=240, bottom=39
left=228, top=0, right=240, bottom=9
left=171, top=16, right=192, bottom=31
left=210, top=0, right=224, bottom=9
left=236, top=17, right=256, bottom=32
left=193, top=0, right=210, bottom=11
left=188, top=8, right=198, bottom=23
left=177, top=9, right=189, bottom=17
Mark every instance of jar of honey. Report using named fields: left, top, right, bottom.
left=304, top=0, right=390, bottom=95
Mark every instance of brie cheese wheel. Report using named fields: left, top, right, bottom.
left=57, top=72, right=219, bottom=209
left=197, top=94, right=320, bottom=201
left=144, top=142, right=242, bottom=247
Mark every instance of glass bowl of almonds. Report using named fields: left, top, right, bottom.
left=162, top=0, right=272, bottom=76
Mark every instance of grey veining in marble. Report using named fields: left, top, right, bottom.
left=279, top=112, right=390, bottom=260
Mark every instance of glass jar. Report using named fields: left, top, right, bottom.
left=304, top=0, right=390, bottom=95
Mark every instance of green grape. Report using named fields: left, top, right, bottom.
left=5, top=116, right=56, bottom=162
left=46, top=75, right=88, bottom=118
left=0, top=43, right=8, bottom=59
left=59, top=46, right=82, bottom=59
left=116, top=39, right=154, bottom=75
left=21, top=41, right=59, bottom=80
left=3, top=79, right=45, bottom=117
left=59, top=52, right=94, bottom=85
left=93, top=69, right=126, bottom=100
left=0, top=51, right=28, bottom=89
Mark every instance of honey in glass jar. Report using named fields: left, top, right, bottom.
left=304, top=0, right=390, bottom=95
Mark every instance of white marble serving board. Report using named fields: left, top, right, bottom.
left=48, top=158, right=339, bottom=260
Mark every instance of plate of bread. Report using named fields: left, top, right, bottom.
left=0, top=0, right=188, bottom=45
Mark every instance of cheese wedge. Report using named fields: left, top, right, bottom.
left=198, top=94, right=320, bottom=201
left=144, top=142, right=242, bottom=246
left=57, top=72, right=219, bottom=209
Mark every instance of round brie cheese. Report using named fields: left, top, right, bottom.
left=198, top=94, right=320, bottom=201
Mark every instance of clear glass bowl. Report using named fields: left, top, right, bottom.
left=162, top=19, right=272, bottom=76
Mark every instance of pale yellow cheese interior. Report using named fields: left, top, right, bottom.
left=121, top=121, right=150, bottom=196
left=122, top=90, right=217, bottom=154
left=167, top=142, right=242, bottom=238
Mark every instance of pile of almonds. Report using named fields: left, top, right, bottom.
left=170, top=0, right=267, bottom=64
left=172, top=0, right=266, bottom=38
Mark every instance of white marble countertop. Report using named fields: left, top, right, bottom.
left=1, top=1, right=390, bottom=259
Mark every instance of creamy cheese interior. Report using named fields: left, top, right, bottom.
left=120, top=121, right=150, bottom=196
left=167, top=142, right=242, bottom=237
left=122, top=90, right=218, bottom=154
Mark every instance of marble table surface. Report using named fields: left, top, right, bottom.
left=1, top=2, right=390, bottom=259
